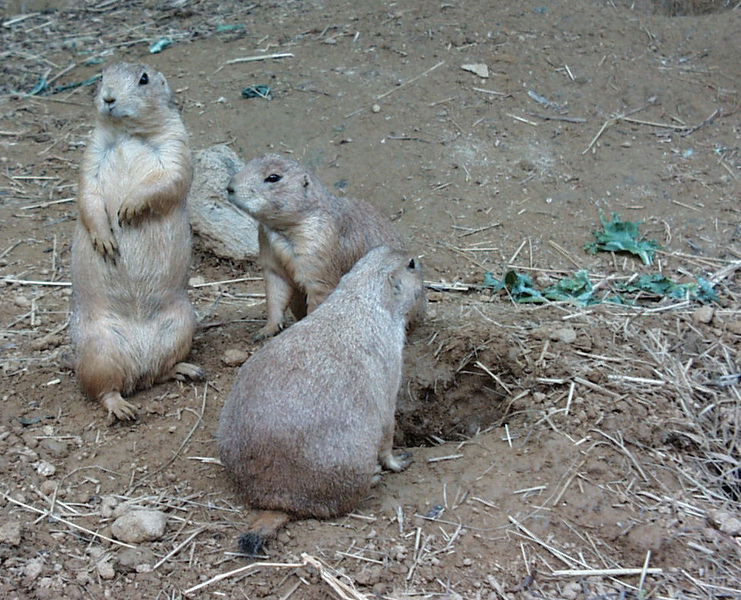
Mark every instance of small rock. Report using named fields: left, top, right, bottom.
left=692, top=305, right=714, bottom=325
left=39, top=480, right=58, bottom=496
left=727, top=320, right=741, bottom=335
left=116, top=547, right=156, bottom=573
left=24, top=558, right=45, bottom=582
left=461, top=63, right=489, bottom=78
left=100, top=495, right=119, bottom=519
left=189, top=275, right=206, bottom=288
left=550, top=327, right=577, bottom=344
left=0, top=520, right=22, bottom=546
left=13, top=295, right=31, bottom=308
left=30, top=333, right=63, bottom=351
left=111, top=510, right=168, bottom=543
left=709, top=510, right=741, bottom=537
left=371, top=103, right=381, bottom=113
left=186, top=145, right=259, bottom=260
left=721, top=517, right=741, bottom=537
left=562, top=582, right=581, bottom=600
left=35, top=460, right=56, bottom=477
left=97, top=560, right=115, bottom=580
left=40, top=438, right=69, bottom=458
left=222, top=348, right=249, bottom=366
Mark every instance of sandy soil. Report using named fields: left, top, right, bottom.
left=0, top=1, right=739, bottom=599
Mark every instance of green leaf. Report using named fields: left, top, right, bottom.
left=482, top=271, right=504, bottom=291
left=617, top=274, right=718, bottom=304
left=149, top=37, right=173, bottom=54
left=543, top=270, right=596, bottom=304
left=584, top=212, right=659, bottom=265
left=695, top=277, right=719, bottom=304
left=503, top=270, right=546, bottom=303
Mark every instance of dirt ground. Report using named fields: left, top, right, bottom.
left=1, top=0, right=740, bottom=599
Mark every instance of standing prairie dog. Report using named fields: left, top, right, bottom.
left=217, top=246, right=424, bottom=555
left=70, top=61, right=203, bottom=421
left=226, top=154, right=423, bottom=340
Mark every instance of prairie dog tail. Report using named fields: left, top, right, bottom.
left=238, top=511, right=292, bottom=556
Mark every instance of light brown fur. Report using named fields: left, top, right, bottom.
left=70, top=62, right=202, bottom=422
left=216, top=246, right=424, bottom=554
left=227, top=154, right=423, bottom=340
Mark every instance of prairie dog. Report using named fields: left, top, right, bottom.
left=227, top=154, right=422, bottom=340
left=70, top=61, right=203, bottom=421
left=216, top=246, right=424, bottom=554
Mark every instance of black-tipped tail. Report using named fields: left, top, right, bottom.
left=237, top=510, right=292, bottom=557
left=238, top=532, right=264, bottom=556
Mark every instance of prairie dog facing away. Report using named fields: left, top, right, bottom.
left=226, top=153, right=423, bottom=340
left=70, top=61, right=203, bottom=421
left=216, top=246, right=424, bottom=555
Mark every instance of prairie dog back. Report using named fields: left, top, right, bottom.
left=70, top=62, right=202, bottom=421
left=217, top=246, right=424, bottom=553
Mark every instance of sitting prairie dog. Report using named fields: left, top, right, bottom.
left=70, top=61, right=203, bottom=421
left=216, top=246, right=424, bottom=555
left=226, top=154, right=423, bottom=340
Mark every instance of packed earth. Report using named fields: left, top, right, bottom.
left=1, top=1, right=740, bottom=599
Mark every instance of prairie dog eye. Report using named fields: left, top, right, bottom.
left=139, top=72, right=149, bottom=85
left=264, top=173, right=282, bottom=183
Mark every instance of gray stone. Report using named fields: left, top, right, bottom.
left=116, top=547, right=156, bottom=573
left=0, top=520, right=22, bottom=546
left=187, top=144, right=259, bottom=260
left=111, top=510, right=168, bottom=543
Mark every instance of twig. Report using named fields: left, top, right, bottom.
left=472, top=87, right=508, bottom=96
left=376, top=61, right=445, bottom=100
left=680, top=107, right=722, bottom=137
left=475, top=360, right=511, bottom=394
left=2, top=493, right=135, bottom=549
left=213, top=53, right=294, bottom=74
left=524, top=112, right=587, bottom=124
left=21, top=197, right=75, bottom=210
left=191, top=276, right=262, bottom=288
left=152, top=526, right=206, bottom=571
left=2, top=277, right=71, bottom=286
left=551, top=567, right=662, bottom=577
left=582, top=104, right=649, bottom=155
left=591, top=429, right=648, bottom=481
left=184, top=559, right=305, bottom=595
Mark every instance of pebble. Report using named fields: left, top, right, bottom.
left=550, top=327, right=577, bottom=344
left=40, top=438, right=69, bottom=458
left=692, top=305, right=714, bottom=325
left=461, top=63, right=489, bottom=78
left=100, top=495, right=119, bottom=518
left=24, top=558, right=45, bottom=582
left=111, top=510, right=168, bottom=543
left=116, top=547, right=156, bottom=573
left=709, top=510, right=741, bottom=537
left=35, top=460, right=56, bottom=477
left=39, top=480, right=58, bottom=496
left=562, top=582, right=581, bottom=600
left=97, top=560, right=116, bottom=580
left=222, top=348, right=250, bottom=366
left=0, top=520, right=22, bottom=546
left=13, top=295, right=31, bottom=308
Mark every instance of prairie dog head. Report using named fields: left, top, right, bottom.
left=226, top=154, right=320, bottom=228
left=95, top=62, right=176, bottom=129
left=387, top=253, right=426, bottom=321
left=339, top=246, right=425, bottom=321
